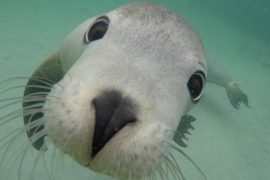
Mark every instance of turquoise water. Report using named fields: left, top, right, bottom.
left=0, top=0, right=269, bottom=179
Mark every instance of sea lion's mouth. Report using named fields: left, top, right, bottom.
left=91, top=89, right=138, bottom=157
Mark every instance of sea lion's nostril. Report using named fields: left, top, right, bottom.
left=92, top=89, right=137, bottom=157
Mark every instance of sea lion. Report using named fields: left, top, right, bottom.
left=9, top=1, right=245, bottom=180
left=22, top=2, right=206, bottom=179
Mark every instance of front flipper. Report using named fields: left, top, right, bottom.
left=173, top=114, right=196, bottom=147
left=23, top=52, right=64, bottom=151
left=225, top=81, right=249, bottom=109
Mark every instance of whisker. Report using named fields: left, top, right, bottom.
left=17, top=141, right=32, bottom=180
left=145, top=144, right=172, bottom=180
left=0, top=109, right=24, bottom=125
left=27, top=128, right=46, bottom=146
left=156, top=165, right=166, bottom=180
left=0, top=92, right=61, bottom=110
left=163, top=157, right=179, bottom=180
left=3, top=120, right=47, bottom=179
left=2, top=100, right=55, bottom=127
left=159, top=147, right=182, bottom=180
left=0, top=96, right=26, bottom=103
left=1, top=129, right=35, bottom=179
left=0, top=117, right=45, bottom=157
left=0, top=105, right=46, bottom=126
left=0, top=76, right=62, bottom=89
left=0, top=84, right=53, bottom=95
left=169, top=143, right=207, bottom=180
left=44, top=143, right=57, bottom=179
left=0, top=115, right=45, bottom=157
left=29, top=145, right=47, bottom=180
left=41, top=142, right=56, bottom=180
left=7, top=125, right=46, bottom=180
left=168, top=152, right=186, bottom=180
left=27, top=76, right=57, bottom=88
left=25, top=92, right=62, bottom=100
left=0, top=98, right=45, bottom=112
left=0, top=77, right=26, bottom=85
left=0, top=128, right=23, bottom=161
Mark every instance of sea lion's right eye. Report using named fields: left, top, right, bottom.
left=187, top=71, right=205, bottom=103
left=84, top=16, right=109, bottom=43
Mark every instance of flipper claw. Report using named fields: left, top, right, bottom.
left=173, top=114, right=196, bottom=147
left=225, top=82, right=249, bottom=109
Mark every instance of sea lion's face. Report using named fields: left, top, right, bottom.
left=43, top=3, right=206, bottom=179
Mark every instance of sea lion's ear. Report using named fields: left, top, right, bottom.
left=173, top=114, right=196, bottom=147
left=23, top=51, right=64, bottom=151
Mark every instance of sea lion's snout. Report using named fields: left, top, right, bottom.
left=92, top=89, right=137, bottom=157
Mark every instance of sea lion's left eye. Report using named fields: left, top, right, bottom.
left=187, top=71, right=205, bottom=102
left=84, top=16, right=109, bottom=43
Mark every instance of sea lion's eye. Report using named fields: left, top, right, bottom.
left=84, top=16, right=109, bottom=43
left=187, top=71, right=205, bottom=102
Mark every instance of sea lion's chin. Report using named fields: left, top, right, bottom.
left=89, top=121, right=172, bottom=178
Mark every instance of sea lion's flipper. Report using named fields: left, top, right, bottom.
left=225, top=82, right=249, bottom=109
left=23, top=51, right=64, bottom=151
left=173, top=114, right=196, bottom=147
